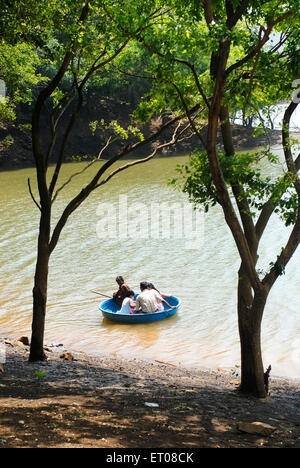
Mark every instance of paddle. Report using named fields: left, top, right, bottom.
left=91, top=290, right=112, bottom=299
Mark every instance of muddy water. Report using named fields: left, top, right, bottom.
left=0, top=151, right=299, bottom=377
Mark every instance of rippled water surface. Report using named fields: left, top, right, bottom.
left=0, top=151, right=299, bottom=377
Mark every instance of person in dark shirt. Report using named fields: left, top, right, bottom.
left=113, top=276, right=131, bottom=308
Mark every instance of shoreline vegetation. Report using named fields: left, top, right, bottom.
left=0, top=336, right=299, bottom=448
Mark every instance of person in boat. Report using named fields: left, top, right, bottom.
left=135, top=282, right=175, bottom=313
left=147, top=283, right=173, bottom=312
left=118, top=290, right=136, bottom=314
left=113, top=276, right=131, bottom=308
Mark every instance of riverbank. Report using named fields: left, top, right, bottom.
left=2, top=97, right=299, bottom=171
left=0, top=337, right=299, bottom=448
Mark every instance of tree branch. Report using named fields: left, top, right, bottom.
left=48, top=108, right=197, bottom=253
left=256, top=98, right=300, bottom=240
left=45, top=82, right=77, bottom=168
left=27, top=178, right=41, bottom=211
left=219, top=105, right=257, bottom=257
left=51, top=136, right=114, bottom=203
left=171, top=58, right=210, bottom=108
left=225, top=0, right=252, bottom=29
left=47, top=4, right=170, bottom=200
left=48, top=74, right=84, bottom=197
left=172, top=81, right=207, bottom=149
left=95, top=121, right=190, bottom=188
left=207, top=37, right=261, bottom=291
left=226, top=10, right=294, bottom=76
left=31, top=2, right=90, bottom=207
left=282, top=99, right=300, bottom=196
left=202, top=0, right=214, bottom=28
left=260, top=99, right=300, bottom=290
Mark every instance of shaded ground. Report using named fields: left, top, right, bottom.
left=0, top=340, right=300, bottom=449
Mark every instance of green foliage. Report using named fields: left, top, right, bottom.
left=0, top=0, right=87, bottom=46
left=0, top=1, right=174, bottom=125
left=34, top=370, right=47, bottom=379
left=171, top=149, right=269, bottom=211
left=225, top=5, right=300, bottom=125
left=85, top=41, right=153, bottom=104
left=0, top=39, right=47, bottom=128
left=172, top=148, right=299, bottom=225
left=0, top=135, right=14, bottom=148
left=170, top=150, right=218, bottom=213
left=0, top=41, right=46, bottom=105
left=126, top=0, right=300, bottom=133
left=0, top=97, right=16, bottom=123
left=1, top=0, right=299, bottom=124
left=90, top=119, right=144, bottom=142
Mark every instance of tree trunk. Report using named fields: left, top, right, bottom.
left=237, top=266, right=268, bottom=397
left=29, top=209, right=51, bottom=362
left=219, top=104, right=267, bottom=397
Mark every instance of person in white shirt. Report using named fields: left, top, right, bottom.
left=135, top=282, right=175, bottom=313
left=118, top=290, right=136, bottom=314
left=148, top=283, right=172, bottom=312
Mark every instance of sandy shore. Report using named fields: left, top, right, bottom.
left=0, top=337, right=300, bottom=449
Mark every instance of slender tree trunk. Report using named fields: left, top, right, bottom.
left=237, top=267, right=268, bottom=397
left=29, top=208, right=51, bottom=362
left=220, top=105, right=267, bottom=397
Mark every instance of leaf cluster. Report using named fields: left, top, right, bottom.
left=90, top=118, right=144, bottom=142
left=172, top=148, right=299, bottom=225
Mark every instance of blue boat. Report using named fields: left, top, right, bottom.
left=99, top=295, right=181, bottom=324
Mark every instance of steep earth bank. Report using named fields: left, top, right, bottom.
left=0, top=99, right=287, bottom=171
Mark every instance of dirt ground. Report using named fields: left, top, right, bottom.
left=0, top=339, right=300, bottom=449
